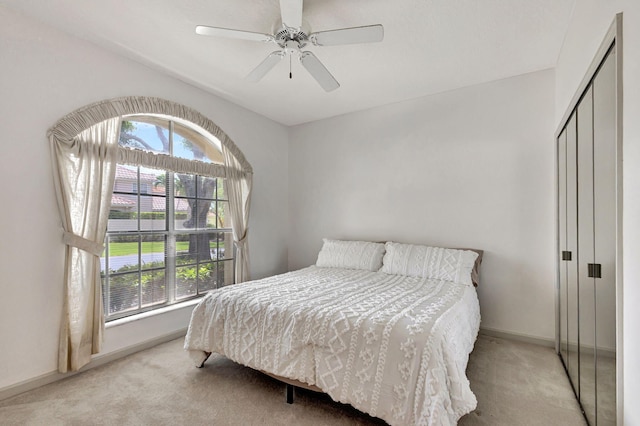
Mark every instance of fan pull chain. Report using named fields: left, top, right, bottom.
left=289, top=55, right=292, bottom=79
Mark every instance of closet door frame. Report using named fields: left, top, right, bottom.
left=554, top=13, right=623, bottom=424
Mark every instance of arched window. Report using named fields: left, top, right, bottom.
left=48, top=97, right=252, bottom=372
left=103, top=115, right=234, bottom=320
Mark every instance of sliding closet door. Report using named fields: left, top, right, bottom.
left=558, top=129, right=569, bottom=367
left=565, top=113, right=580, bottom=392
left=574, top=48, right=617, bottom=426
left=577, top=86, right=596, bottom=425
left=592, top=48, right=617, bottom=426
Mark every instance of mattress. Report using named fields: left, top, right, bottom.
left=184, top=266, right=480, bottom=425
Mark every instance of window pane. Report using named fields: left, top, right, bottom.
left=151, top=170, right=168, bottom=195
left=140, top=166, right=164, bottom=195
left=141, top=234, right=165, bottom=270
left=175, top=200, right=198, bottom=231
left=108, top=207, right=137, bottom=232
left=174, top=173, right=195, bottom=198
left=199, top=233, right=216, bottom=261
left=173, top=122, right=222, bottom=164
left=198, top=176, right=217, bottom=200
left=176, top=265, right=197, bottom=299
left=140, top=196, right=167, bottom=231
left=110, top=166, right=138, bottom=232
left=213, top=231, right=234, bottom=260
left=119, top=118, right=170, bottom=155
left=218, top=259, right=235, bottom=287
left=217, top=178, right=226, bottom=200
left=198, top=262, right=217, bottom=293
left=176, top=233, right=197, bottom=265
left=197, top=199, right=215, bottom=229
left=215, top=201, right=230, bottom=229
left=108, top=194, right=138, bottom=232
left=107, top=235, right=139, bottom=271
left=108, top=272, right=139, bottom=315
left=174, top=198, right=190, bottom=229
left=113, top=165, right=139, bottom=194
left=141, top=269, right=166, bottom=307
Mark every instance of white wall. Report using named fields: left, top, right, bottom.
left=4, top=1, right=637, bottom=420
left=0, top=6, right=289, bottom=391
left=289, top=70, right=556, bottom=341
left=554, top=2, right=640, bottom=424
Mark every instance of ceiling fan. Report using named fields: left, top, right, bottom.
left=195, top=0, right=384, bottom=92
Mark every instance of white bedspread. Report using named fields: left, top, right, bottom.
left=184, top=266, right=480, bottom=425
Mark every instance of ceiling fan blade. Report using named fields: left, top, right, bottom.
left=300, top=51, right=339, bottom=92
left=279, top=0, right=303, bottom=28
left=310, top=24, right=384, bottom=46
left=246, top=51, right=285, bottom=82
left=196, top=25, right=274, bottom=43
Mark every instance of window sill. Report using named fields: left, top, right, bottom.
left=105, top=298, right=201, bottom=329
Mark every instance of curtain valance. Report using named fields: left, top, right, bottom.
left=117, top=147, right=228, bottom=178
left=47, top=96, right=253, bottom=176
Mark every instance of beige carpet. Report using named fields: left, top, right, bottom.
left=0, top=334, right=585, bottom=425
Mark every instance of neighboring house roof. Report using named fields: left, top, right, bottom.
left=111, top=194, right=135, bottom=207
left=152, top=197, right=190, bottom=212
left=110, top=194, right=189, bottom=212
left=115, top=164, right=158, bottom=182
left=174, top=198, right=190, bottom=212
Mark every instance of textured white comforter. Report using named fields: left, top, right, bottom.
left=184, top=266, right=480, bottom=425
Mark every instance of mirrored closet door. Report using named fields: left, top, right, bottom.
left=557, top=43, right=618, bottom=426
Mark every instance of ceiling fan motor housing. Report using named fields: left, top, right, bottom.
left=275, top=25, right=309, bottom=49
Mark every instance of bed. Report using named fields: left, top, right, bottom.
left=184, top=240, right=482, bottom=425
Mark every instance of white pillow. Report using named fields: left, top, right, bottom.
left=315, top=239, right=386, bottom=272
left=380, top=242, right=479, bottom=285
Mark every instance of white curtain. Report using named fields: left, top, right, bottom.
left=223, top=144, right=253, bottom=283
left=50, top=118, right=120, bottom=373
left=47, top=96, right=253, bottom=370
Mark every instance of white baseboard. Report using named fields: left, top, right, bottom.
left=479, top=326, right=555, bottom=348
left=0, top=328, right=187, bottom=402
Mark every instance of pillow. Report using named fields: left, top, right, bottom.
left=380, top=242, right=479, bottom=285
left=316, top=239, right=386, bottom=272
left=454, top=248, right=483, bottom=287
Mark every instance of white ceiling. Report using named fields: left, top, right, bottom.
left=2, top=0, right=575, bottom=126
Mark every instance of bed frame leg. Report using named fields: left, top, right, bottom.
left=197, top=352, right=212, bottom=368
left=286, top=384, right=294, bottom=404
